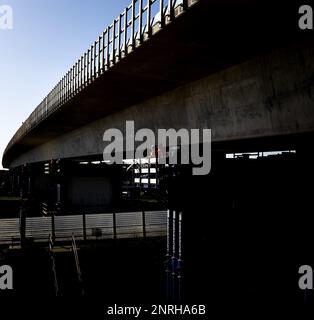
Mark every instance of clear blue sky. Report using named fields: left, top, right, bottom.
left=0, top=0, right=131, bottom=168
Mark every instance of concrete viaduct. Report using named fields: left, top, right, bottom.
left=3, top=0, right=314, bottom=169
left=2, top=0, right=314, bottom=307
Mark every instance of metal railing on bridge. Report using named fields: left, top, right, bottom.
left=0, top=210, right=167, bottom=245
left=5, top=0, right=195, bottom=156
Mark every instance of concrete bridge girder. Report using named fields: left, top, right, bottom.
left=8, top=46, right=314, bottom=168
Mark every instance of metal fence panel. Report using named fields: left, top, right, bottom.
left=26, top=216, right=52, bottom=242
left=0, top=210, right=167, bottom=244
left=116, top=211, right=144, bottom=238
left=85, top=213, right=114, bottom=240
left=55, top=215, right=83, bottom=241
left=0, top=218, right=20, bottom=244
left=145, top=210, right=167, bottom=237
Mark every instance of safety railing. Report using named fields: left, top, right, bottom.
left=0, top=210, right=167, bottom=245
left=5, top=0, right=192, bottom=157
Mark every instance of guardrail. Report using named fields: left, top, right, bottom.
left=0, top=210, right=167, bottom=245
left=4, top=0, right=193, bottom=158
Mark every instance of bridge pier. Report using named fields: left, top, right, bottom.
left=167, top=143, right=314, bottom=307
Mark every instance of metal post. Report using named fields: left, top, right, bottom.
left=142, top=211, right=146, bottom=238
left=70, top=68, right=72, bottom=95
left=147, top=0, right=152, bottom=36
left=66, top=71, right=69, bottom=100
left=61, top=78, right=64, bottom=104
left=51, top=213, right=56, bottom=243
left=117, top=15, right=122, bottom=60
left=69, top=69, right=72, bottom=97
left=160, top=0, right=165, bottom=27
left=177, top=211, right=183, bottom=302
left=75, top=62, right=78, bottom=93
left=81, top=55, right=83, bottom=87
left=123, top=9, right=127, bottom=53
left=94, top=41, right=97, bottom=78
left=165, top=209, right=172, bottom=301
left=131, top=0, right=135, bottom=49
left=112, top=20, right=116, bottom=64
left=76, top=61, right=79, bottom=91
left=19, top=205, right=26, bottom=247
left=72, top=234, right=84, bottom=295
left=113, top=212, right=117, bottom=240
left=87, top=49, right=90, bottom=82
left=83, top=213, right=87, bottom=241
left=69, top=69, right=71, bottom=96
left=49, top=234, right=59, bottom=296
left=171, top=210, right=177, bottom=301
left=84, top=52, right=87, bottom=86
left=98, top=36, right=101, bottom=76
left=90, top=45, right=94, bottom=81
left=106, top=27, right=110, bottom=69
left=102, top=30, right=106, bottom=71
left=138, top=0, right=143, bottom=43
left=77, top=60, right=79, bottom=90
left=168, top=0, right=174, bottom=21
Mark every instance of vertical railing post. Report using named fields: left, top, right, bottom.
left=113, top=212, right=117, bottom=240
left=72, top=66, right=75, bottom=95
left=76, top=61, right=78, bottom=92
left=87, top=49, right=90, bottom=82
left=63, top=76, right=65, bottom=102
left=69, top=68, right=72, bottom=98
left=147, top=0, right=152, bottom=37
left=51, top=88, right=54, bottom=108
left=73, top=64, right=76, bottom=92
left=67, top=71, right=71, bottom=99
left=58, top=81, right=61, bottom=105
left=107, top=26, right=110, bottom=69
left=168, top=0, right=174, bottom=21
left=73, top=63, right=76, bottom=94
left=131, top=0, right=135, bottom=49
left=117, top=14, right=122, bottom=60
left=123, top=8, right=128, bottom=54
left=81, top=56, right=84, bottom=88
left=83, top=213, right=87, bottom=242
left=65, top=73, right=67, bottom=100
left=138, top=0, right=143, bottom=43
left=19, top=205, right=26, bottom=248
left=77, top=60, right=79, bottom=90
left=90, top=45, right=93, bottom=81
left=51, top=213, right=56, bottom=243
left=84, top=52, right=87, bottom=86
left=69, top=69, right=72, bottom=97
left=69, top=69, right=72, bottom=96
left=93, top=41, right=97, bottom=78
left=56, top=82, right=59, bottom=107
left=64, top=72, right=67, bottom=99
left=98, top=36, right=101, bottom=76
left=142, top=211, right=146, bottom=238
left=160, top=0, right=165, bottom=27
left=67, top=71, right=70, bottom=100
left=112, top=20, right=116, bottom=64
left=102, top=30, right=106, bottom=72
left=70, top=68, right=73, bottom=96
